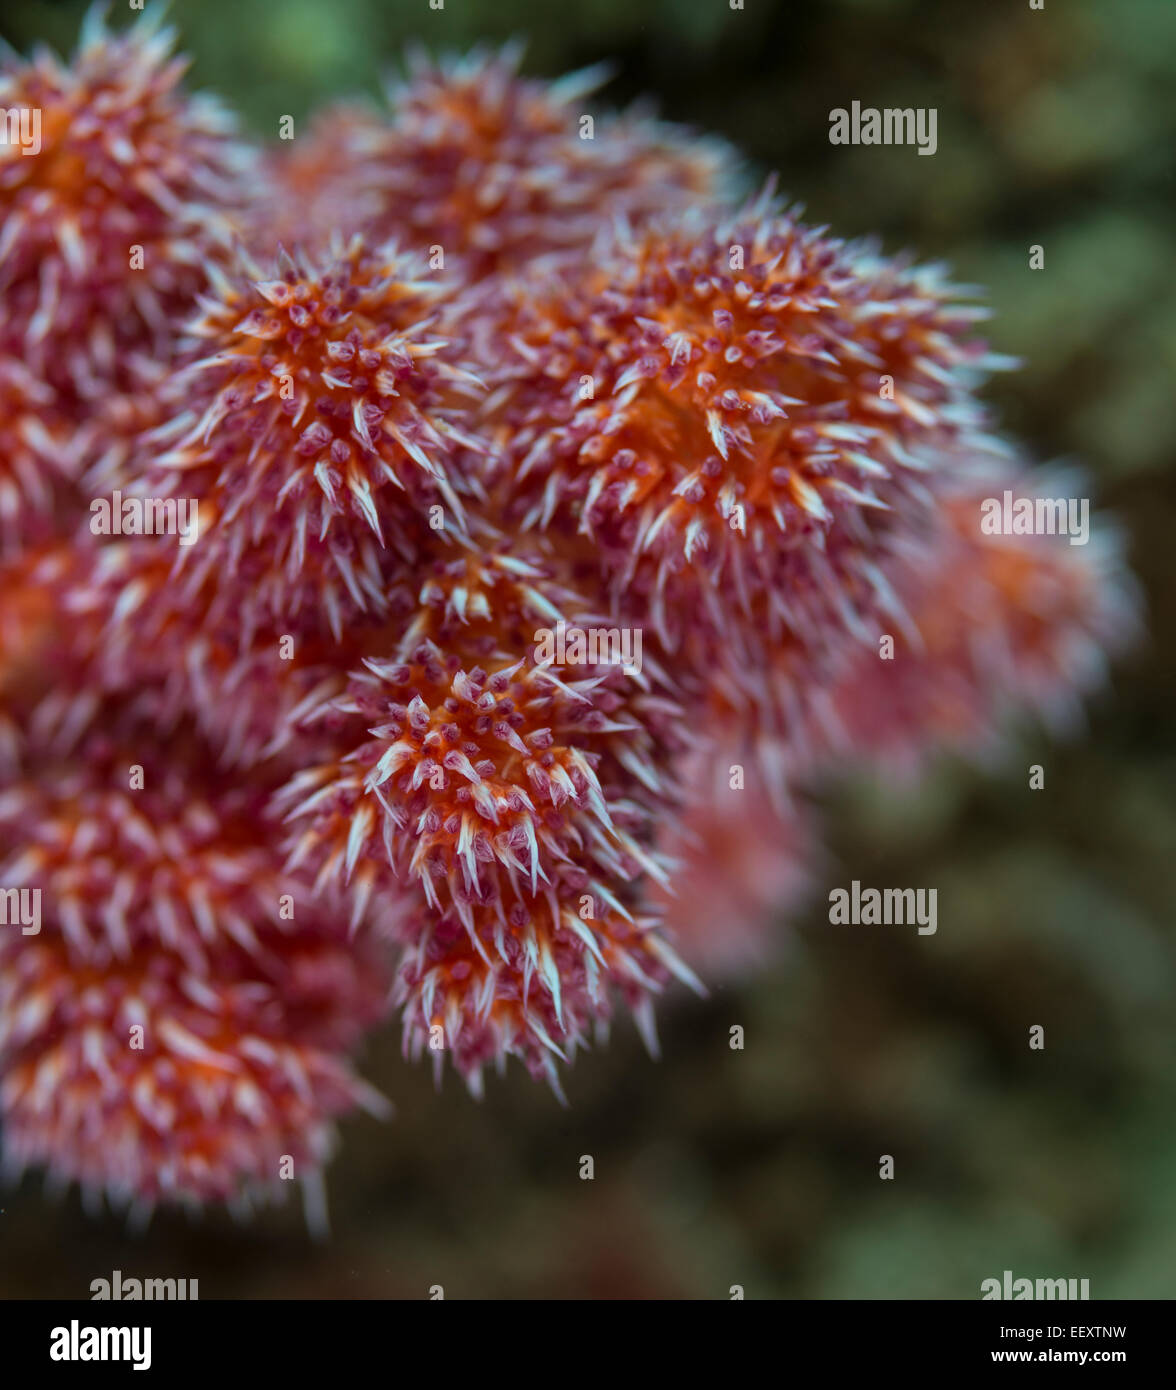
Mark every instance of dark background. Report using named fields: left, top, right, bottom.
left=1, top=0, right=1173, bottom=1298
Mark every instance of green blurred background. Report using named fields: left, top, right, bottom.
left=1, top=0, right=1173, bottom=1298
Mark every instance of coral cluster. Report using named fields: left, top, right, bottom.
left=0, top=10, right=1137, bottom=1220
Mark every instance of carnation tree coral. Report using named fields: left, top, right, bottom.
left=0, top=9, right=1138, bottom=1219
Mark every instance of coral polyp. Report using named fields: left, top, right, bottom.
left=266, top=44, right=733, bottom=274
left=802, top=465, right=1141, bottom=771
left=0, top=935, right=388, bottom=1221
left=0, top=7, right=250, bottom=401
left=137, top=236, right=481, bottom=638
left=0, top=717, right=392, bottom=1219
left=480, top=202, right=1010, bottom=675
left=0, top=9, right=1139, bottom=1218
left=393, top=895, right=685, bottom=1099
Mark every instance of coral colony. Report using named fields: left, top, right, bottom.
left=0, top=10, right=1137, bottom=1225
